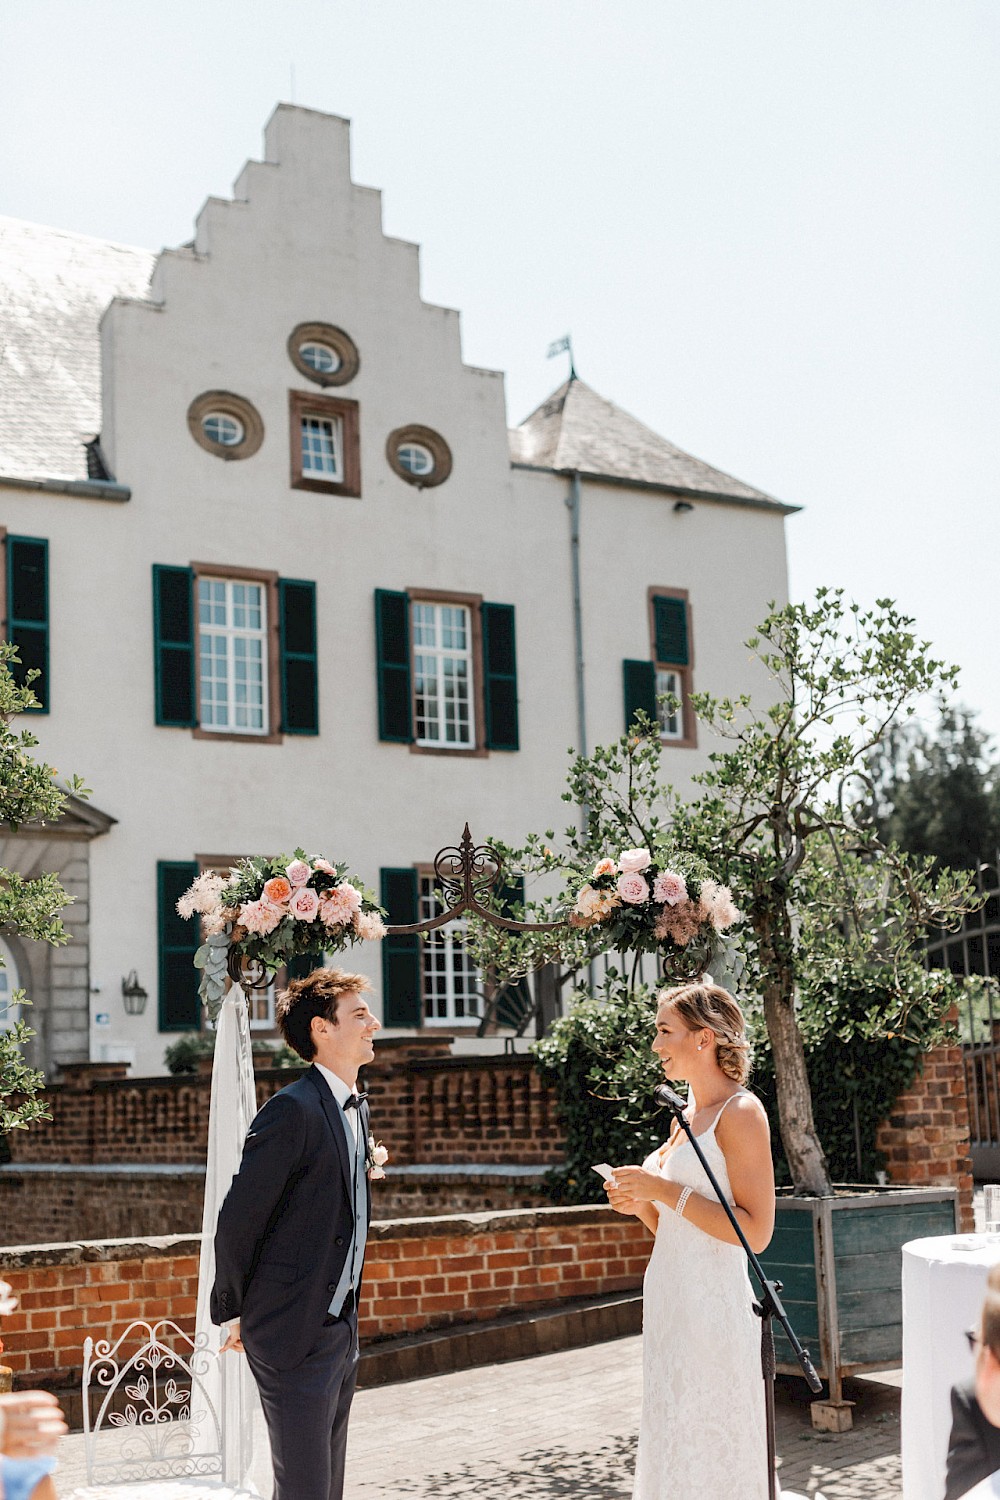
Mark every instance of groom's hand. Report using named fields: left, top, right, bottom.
left=220, top=1320, right=244, bottom=1353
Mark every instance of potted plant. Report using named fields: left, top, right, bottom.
left=473, top=591, right=980, bottom=1420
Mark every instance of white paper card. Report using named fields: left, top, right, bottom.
left=592, top=1162, right=617, bottom=1185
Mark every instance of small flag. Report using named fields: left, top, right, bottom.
left=547, top=335, right=571, bottom=358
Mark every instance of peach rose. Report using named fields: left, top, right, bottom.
left=313, top=857, right=337, bottom=876
left=618, top=848, right=651, bottom=874
left=263, top=876, right=292, bottom=907
left=617, top=872, right=649, bottom=905
left=285, top=860, right=312, bottom=888
left=289, top=887, right=320, bottom=922
left=593, top=858, right=617, bottom=878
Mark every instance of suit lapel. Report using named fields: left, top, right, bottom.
left=307, top=1066, right=354, bottom=1199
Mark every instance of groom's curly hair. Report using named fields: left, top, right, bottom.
left=276, top=967, right=372, bottom=1061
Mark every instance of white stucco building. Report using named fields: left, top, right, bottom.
left=0, top=105, right=796, bottom=1076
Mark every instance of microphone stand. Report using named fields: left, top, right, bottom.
left=653, top=1084, right=823, bottom=1500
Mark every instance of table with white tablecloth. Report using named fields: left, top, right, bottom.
left=902, top=1234, right=1000, bottom=1500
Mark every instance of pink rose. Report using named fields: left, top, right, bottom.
left=285, top=859, right=312, bottom=888
left=593, top=858, right=616, bottom=878
left=289, top=887, right=320, bottom=922
left=313, top=857, right=337, bottom=876
left=653, top=871, right=687, bottom=907
left=240, top=899, right=282, bottom=936
left=618, top=848, right=651, bottom=874
left=617, top=872, right=649, bottom=905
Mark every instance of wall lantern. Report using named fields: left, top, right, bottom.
left=673, top=500, right=695, bottom=514
left=121, top=970, right=148, bottom=1016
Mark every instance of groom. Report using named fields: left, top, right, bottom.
left=211, top=967, right=381, bottom=1500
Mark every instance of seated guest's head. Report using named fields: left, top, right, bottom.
left=975, top=1263, right=1000, bottom=1425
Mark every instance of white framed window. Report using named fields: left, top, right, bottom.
left=298, top=341, right=342, bottom=376
left=247, top=982, right=275, bottom=1031
left=397, top=443, right=435, bottom=478
left=202, top=412, right=244, bottom=448
left=656, top=668, right=684, bottom=741
left=300, top=414, right=343, bottom=479
left=413, top=602, right=474, bottom=748
left=198, top=578, right=268, bottom=735
left=420, top=876, right=481, bottom=1024
left=0, top=938, right=20, bottom=1031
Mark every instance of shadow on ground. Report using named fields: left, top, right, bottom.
left=357, top=1432, right=637, bottom=1497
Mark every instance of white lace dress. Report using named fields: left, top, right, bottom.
left=632, top=1092, right=770, bottom=1500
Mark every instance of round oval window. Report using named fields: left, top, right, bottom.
left=299, top=341, right=342, bottom=375
left=397, top=443, right=435, bottom=477
left=202, top=412, right=245, bottom=447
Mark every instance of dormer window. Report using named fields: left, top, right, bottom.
left=289, top=390, right=361, bottom=497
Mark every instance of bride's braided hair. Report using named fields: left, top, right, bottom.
left=659, top=981, right=753, bottom=1085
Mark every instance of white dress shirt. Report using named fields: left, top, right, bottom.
left=314, top=1062, right=360, bottom=1146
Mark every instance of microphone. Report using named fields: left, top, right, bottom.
left=654, top=1083, right=687, bottom=1114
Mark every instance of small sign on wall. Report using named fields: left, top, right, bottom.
left=94, top=1013, right=110, bottom=1026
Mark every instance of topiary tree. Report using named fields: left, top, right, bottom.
left=472, top=591, right=979, bottom=1197
left=0, top=643, right=89, bottom=1135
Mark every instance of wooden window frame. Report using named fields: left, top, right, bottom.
left=191, top=562, right=282, bottom=745
left=289, top=389, right=361, bottom=497
left=646, top=586, right=697, bottom=750
left=414, top=861, right=483, bottom=1031
left=407, top=589, right=488, bottom=759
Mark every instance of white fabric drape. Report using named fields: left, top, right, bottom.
left=194, top=987, right=265, bottom=1493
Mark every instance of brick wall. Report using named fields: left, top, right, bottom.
left=5, top=1042, right=564, bottom=1171
left=0, top=1165, right=550, bottom=1244
left=0, top=1207, right=648, bottom=1399
left=876, top=1041, right=974, bottom=1231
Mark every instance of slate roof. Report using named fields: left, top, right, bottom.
left=0, top=217, right=155, bottom=483
left=509, top=376, right=790, bottom=509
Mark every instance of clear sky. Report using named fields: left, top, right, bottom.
left=2, top=1, right=997, bottom=743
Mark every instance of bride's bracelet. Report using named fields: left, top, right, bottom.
left=674, top=1186, right=693, bottom=1218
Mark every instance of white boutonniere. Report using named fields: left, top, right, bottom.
left=366, top=1133, right=389, bottom=1181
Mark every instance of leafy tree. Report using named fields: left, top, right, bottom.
left=472, top=591, right=978, bottom=1197
left=0, top=644, right=88, bottom=1134
left=868, top=705, right=1000, bottom=874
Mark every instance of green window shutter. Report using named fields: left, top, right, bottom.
left=374, top=589, right=413, bottom=743
left=7, top=536, right=49, bottom=713
left=157, top=860, right=201, bottom=1032
left=653, top=595, right=690, bottom=666
left=287, top=953, right=317, bottom=982
left=495, top=874, right=532, bottom=1028
left=279, top=578, right=319, bottom=735
left=152, top=565, right=196, bottom=727
left=623, top=659, right=657, bottom=732
left=380, top=867, right=421, bottom=1027
left=482, top=601, right=519, bottom=751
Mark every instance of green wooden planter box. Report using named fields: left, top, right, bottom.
left=758, top=1185, right=957, bottom=1402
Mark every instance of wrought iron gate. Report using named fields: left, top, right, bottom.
left=925, top=857, right=1000, bottom=1179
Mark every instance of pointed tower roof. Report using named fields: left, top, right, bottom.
left=509, top=377, right=795, bottom=512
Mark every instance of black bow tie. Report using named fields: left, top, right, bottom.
left=343, top=1092, right=367, bottom=1112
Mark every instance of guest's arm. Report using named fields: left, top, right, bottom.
left=211, top=1091, right=306, bottom=1326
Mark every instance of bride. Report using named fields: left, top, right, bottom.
left=608, top=981, right=776, bottom=1500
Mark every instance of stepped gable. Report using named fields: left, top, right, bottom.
left=509, top=375, right=791, bottom=509
left=0, top=217, right=155, bottom=483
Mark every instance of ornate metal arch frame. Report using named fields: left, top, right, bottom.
left=227, top=824, right=563, bottom=990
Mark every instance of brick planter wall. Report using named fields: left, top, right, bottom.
left=876, top=1041, right=974, bottom=1231
left=0, top=1207, right=648, bottom=1408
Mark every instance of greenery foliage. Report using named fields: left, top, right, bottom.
left=479, top=591, right=980, bottom=1196
left=163, top=1031, right=303, bottom=1075
left=0, top=643, right=89, bottom=1134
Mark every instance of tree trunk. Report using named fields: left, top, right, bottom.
left=755, top=897, right=833, bottom=1196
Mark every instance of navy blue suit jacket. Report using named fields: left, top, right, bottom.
left=210, top=1066, right=371, bottom=1371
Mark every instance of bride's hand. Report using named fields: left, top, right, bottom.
left=603, top=1179, right=640, bottom=1216
left=612, top=1165, right=662, bottom=1202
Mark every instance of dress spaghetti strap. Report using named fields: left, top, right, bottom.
left=706, top=1089, right=745, bottom=1134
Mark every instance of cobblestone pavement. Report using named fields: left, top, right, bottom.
left=54, top=1334, right=903, bottom=1498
